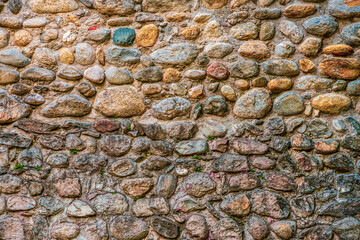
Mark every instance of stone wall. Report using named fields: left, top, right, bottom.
left=0, top=0, right=359, bottom=239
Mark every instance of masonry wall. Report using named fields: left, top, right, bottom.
left=0, top=0, right=359, bottom=239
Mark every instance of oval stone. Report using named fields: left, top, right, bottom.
left=152, top=97, right=191, bottom=120
left=234, top=88, right=272, bottom=119
left=273, top=92, right=305, bottom=116
left=41, top=95, right=91, bottom=117
left=311, top=93, right=351, bottom=114
left=149, top=43, right=198, bottom=66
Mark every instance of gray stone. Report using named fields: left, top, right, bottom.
left=0, top=28, right=9, bottom=48
left=152, top=97, right=191, bottom=120
left=57, top=66, right=83, bottom=80
left=246, top=215, right=269, bottom=240
left=183, top=172, right=216, bottom=197
left=308, top=118, right=333, bottom=138
left=342, top=23, right=360, bottom=46
left=332, top=217, right=360, bottom=240
left=156, top=174, right=177, bottom=198
left=249, top=190, right=290, bottom=219
left=230, top=60, right=260, bottom=78
left=324, top=152, right=354, bottom=172
left=75, top=43, right=95, bottom=65
left=105, top=67, right=133, bottom=85
left=175, top=140, right=208, bottom=156
left=94, top=0, right=134, bottom=15
left=185, top=214, right=208, bottom=240
left=203, top=96, right=228, bottom=116
left=303, top=16, right=338, bottom=37
left=347, top=79, right=360, bottom=96
left=318, top=198, right=360, bottom=217
left=273, top=92, right=305, bottom=116
left=50, top=81, right=73, bottom=92
left=21, top=67, right=56, bottom=82
left=151, top=216, right=179, bottom=239
left=234, top=88, right=272, bottom=119
left=87, top=29, right=111, bottom=43
left=0, top=217, right=25, bottom=240
left=329, top=0, right=360, bottom=19
left=262, top=60, right=299, bottom=76
left=204, top=42, right=233, bottom=58
left=275, top=41, right=295, bottom=57
left=67, top=200, right=95, bottom=217
left=76, top=81, right=97, bottom=98
left=41, top=95, right=91, bottom=117
left=134, top=66, right=162, bottom=82
left=295, top=75, right=333, bottom=91
left=99, top=135, right=131, bottom=156
left=0, top=91, right=31, bottom=124
left=212, top=154, right=248, bottom=172
left=166, top=121, right=197, bottom=140
left=290, top=195, right=315, bottom=218
left=92, top=193, right=128, bottom=214
left=109, top=216, right=148, bottom=240
left=279, top=20, right=304, bottom=43
left=254, top=8, right=281, bottom=19
left=38, top=196, right=64, bottom=216
left=0, top=49, right=30, bottom=67
left=106, top=46, right=141, bottom=65
left=32, top=48, right=57, bottom=70
left=108, top=158, right=136, bottom=177
left=231, top=22, right=259, bottom=40
left=210, top=218, right=243, bottom=240
left=47, top=153, right=69, bottom=168
left=84, top=66, right=105, bottom=84
left=0, top=132, right=32, bottom=148
left=0, top=66, right=19, bottom=84
left=149, top=43, right=198, bottom=66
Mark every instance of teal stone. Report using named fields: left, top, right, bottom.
left=113, top=27, right=135, bottom=46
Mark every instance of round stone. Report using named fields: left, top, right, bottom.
left=113, top=27, right=136, bottom=46
left=181, top=25, right=200, bottom=40
left=94, top=86, right=145, bottom=117
left=163, top=68, right=181, bottom=83
left=84, top=66, right=105, bottom=84
left=75, top=43, right=95, bottom=65
left=273, top=91, right=305, bottom=116
left=234, top=88, right=272, bottom=119
left=105, top=67, right=133, bottom=85
left=238, top=41, right=270, bottom=59
left=136, top=24, right=159, bottom=47
left=231, top=22, right=259, bottom=40
left=267, top=78, right=292, bottom=93
left=14, top=30, right=32, bottom=46
left=207, top=61, right=229, bottom=80
left=221, top=85, right=236, bottom=101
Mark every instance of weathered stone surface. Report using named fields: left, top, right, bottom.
left=109, top=216, right=148, bottom=240
left=232, top=138, right=268, bottom=155
left=210, top=218, right=243, bottom=240
left=279, top=20, right=304, bottom=43
left=319, top=57, right=360, bottom=80
left=0, top=49, right=30, bottom=67
left=231, top=22, right=259, bottom=40
left=0, top=217, right=25, bottom=240
left=249, top=190, right=290, bottom=219
left=205, top=42, right=233, bottom=58
left=220, top=194, right=251, bottom=217
left=149, top=43, right=198, bottom=66
left=318, top=198, right=360, bottom=217
left=266, top=173, right=297, bottom=191
left=273, top=92, right=305, bottom=116
left=106, top=46, right=141, bottom=65
left=284, top=4, right=316, bottom=18
left=329, top=0, right=360, bottom=19
left=67, top=200, right=95, bottom=217
left=151, top=216, right=179, bottom=238
left=54, top=178, right=81, bottom=198
left=303, top=16, right=338, bottom=37
left=262, top=60, right=299, bottom=76
left=30, top=0, right=78, bottom=13
left=311, top=93, right=351, bottom=114
left=234, top=88, right=272, bottom=119
left=51, top=223, right=80, bottom=239
left=183, top=172, right=216, bottom=197
left=152, top=97, right=191, bottom=120
left=238, top=41, right=270, bottom=59
left=92, top=193, right=128, bottom=214
left=0, top=91, right=31, bottom=124
left=95, top=86, right=145, bottom=117
left=230, top=60, right=259, bottom=78
left=132, top=197, right=169, bottom=216
left=41, top=95, right=91, bottom=117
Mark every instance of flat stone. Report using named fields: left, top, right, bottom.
left=0, top=49, right=30, bottom=68
left=207, top=61, right=229, bottom=80
left=231, top=22, right=258, bottom=40
left=275, top=41, right=295, bottom=57
left=324, top=152, right=354, bottom=172
left=212, top=154, right=248, bottom=172
left=295, top=75, right=333, bottom=91
left=46, top=153, right=69, bottom=168
left=75, top=43, right=95, bottom=66
left=23, top=17, right=47, bottom=27
left=142, top=0, right=192, bottom=12
left=105, top=67, right=133, bottom=85
left=266, top=173, right=297, bottom=191
left=254, top=8, right=281, bottom=19
left=270, top=221, right=296, bottom=239
left=234, top=88, right=272, bottom=119
left=41, top=95, right=91, bottom=117
left=262, top=60, right=299, bottom=76
left=106, top=46, right=141, bottom=65
left=121, top=178, right=153, bottom=198
left=332, top=217, right=360, bottom=240
left=149, top=43, right=198, bottom=66
left=108, top=158, right=136, bottom=177
left=84, top=66, right=105, bottom=84
left=210, top=218, right=243, bottom=240
left=51, top=223, right=80, bottom=240
left=92, top=193, right=128, bottom=214
left=113, top=27, right=135, bottom=46
left=21, top=67, right=55, bottom=82
left=0, top=132, right=32, bottom=148
left=54, top=177, right=81, bottom=198
left=342, top=23, right=360, bottom=46
left=314, top=139, right=339, bottom=154
left=232, top=138, right=268, bottom=155
left=135, top=66, right=162, bottom=82
left=322, top=44, right=354, bottom=56
left=303, top=16, right=338, bottom=37
left=299, top=37, right=322, bottom=57
left=99, top=135, right=131, bottom=157
left=183, top=172, right=216, bottom=197
left=151, top=216, right=179, bottom=239
left=273, top=91, right=305, bottom=116
left=291, top=134, right=314, bottom=150
left=204, top=42, right=233, bottom=58
left=0, top=174, right=22, bottom=193
left=246, top=216, right=269, bottom=240
left=132, top=197, right=170, bottom=217
left=95, top=86, right=145, bottom=117
left=175, top=140, right=208, bottom=156
left=109, top=216, right=148, bottom=240
left=268, top=78, right=292, bottom=93
left=0, top=66, right=19, bottom=84
left=311, top=93, right=351, bottom=114
left=329, top=0, right=360, bottom=19
left=173, top=196, right=204, bottom=212
left=283, top=4, right=317, bottom=18
left=87, top=29, right=111, bottom=43
left=260, top=22, right=275, bottom=40
left=238, top=41, right=270, bottom=59
left=57, top=66, right=83, bottom=80
left=320, top=57, right=360, bottom=80
left=249, top=190, right=290, bottom=219
left=318, top=198, right=360, bottom=217
left=0, top=91, right=31, bottom=124
left=220, top=193, right=251, bottom=217
left=0, top=28, right=9, bottom=48
left=279, top=20, right=304, bottom=43
left=67, top=200, right=95, bottom=217
left=230, top=60, right=260, bottom=79
left=29, top=0, right=78, bottom=13
left=39, top=135, right=65, bottom=150
left=152, top=97, right=191, bottom=120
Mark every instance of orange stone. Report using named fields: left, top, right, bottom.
left=202, top=0, right=227, bottom=9
left=267, top=78, right=292, bottom=93
left=319, top=57, right=360, bottom=80
left=163, top=68, right=181, bottom=83
left=283, top=4, right=316, bottom=18
left=166, top=13, right=189, bottom=22
left=14, top=30, right=32, bottom=46
left=311, top=93, right=351, bottom=114
left=136, top=24, right=159, bottom=47
left=322, top=44, right=354, bottom=56
left=181, top=25, right=201, bottom=40
left=235, top=80, right=250, bottom=90
left=299, top=59, right=316, bottom=73
left=238, top=41, right=270, bottom=60
left=189, top=85, right=205, bottom=99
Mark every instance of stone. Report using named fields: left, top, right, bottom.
left=320, top=57, right=360, bottom=80
left=38, top=196, right=64, bottom=216
left=183, top=172, right=216, bottom=197
left=0, top=91, right=31, bottom=124
left=47, top=153, right=69, bottom=168
left=109, top=216, right=148, bottom=239
left=266, top=172, right=297, bottom=191
left=151, top=216, right=179, bottom=238
left=262, top=60, right=299, bottom=76
left=347, top=79, right=360, bottom=96
left=39, top=135, right=65, bottom=150
left=94, top=0, right=134, bottom=15
left=279, top=20, right=304, bottom=43
left=283, top=4, right=317, bottom=18
left=33, top=48, right=57, bottom=70
left=220, top=194, right=251, bottom=217
left=302, top=226, right=333, bottom=240
left=233, top=88, right=272, bottom=119
left=0, top=66, right=19, bottom=84
left=156, top=174, right=177, bottom=198
left=210, top=218, right=243, bottom=240
left=84, top=66, right=105, bottom=84
left=343, top=135, right=360, bottom=151
left=0, top=174, right=22, bottom=193
left=299, top=37, right=322, bottom=57
left=92, top=193, right=128, bottom=214
left=204, top=96, right=228, bottom=116
left=152, top=97, right=191, bottom=120
left=0, top=17, right=22, bottom=29
left=113, top=27, right=135, bottom=46
left=303, top=16, right=338, bottom=37
left=41, top=95, right=91, bottom=117
left=106, top=46, right=141, bottom=65
left=108, top=158, right=136, bottom=177
left=204, top=20, right=222, bottom=38
left=246, top=216, right=269, bottom=240
left=75, top=43, right=95, bottom=66
left=267, top=78, right=292, bottom=93
left=135, top=66, right=162, bottom=82
left=51, top=223, right=80, bottom=240
left=231, top=22, right=258, bottom=40
left=273, top=92, right=305, bottom=116
left=204, top=42, right=233, bottom=58
left=14, top=30, right=32, bottom=46
left=142, top=0, right=192, bottom=12
left=0, top=49, right=30, bottom=68
left=185, top=215, right=208, bottom=240
left=232, top=138, right=268, bottom=155
left=299, top=59, right=316, bottom=72
left=136, top=24, right=158, bottom=47
left=15, top=119, right=58, bottom=134
left=58, top=66, right=83, bottom=80
left=295, top=75, right=333, bottom=91
left=323, top=152, right=354, bottom=172
left=40, top=29, right=58, bottom=43
left=99, top=135, right=131, bottom=157
left=207, top=61, right=229, bottom=80
left=149, top=43, right=198, bottom=66
left=260, top=22, right=275, bottom=40
left=315, top=139, right=339, bottom=154
left=290, top=195, right=315, bottom=217
left=132, top=197, right=169, bottom=216
left=342, top=23, right=360, bottom=46
left=29, top=0, right=78, bottom=13
left=181, top=25, right=200, bottom=40
left=332, top=217, right=360, bottom=240
left=67, top=200, right=95, bottom=217
left=54, top=178, right=81, bottom=198
left=189, top=85, right=205, bottom=99
left=0, top=28, right=9, bottom=48
left=250, top=156, right=275, bottom=170
left=173, top=196, right=204, bottom=212
left=230, top=60, right=260, bottom=79
left=238, top=41, right=270, bottom=59
left=254, top=8, right=281, bottom=20
left=329, top=0, right=360, bottom=19
left=166, top=121, right=197, bottom=140
left=105, top=67, right=133, bottom=85
left=49, top=81, right=73, bottom=92
left=311, top=93, right=351, bottom=114
left=270, top=221, right=296, bottom=239
left=202, top=0, right=227, bottom=9
left=121, top=178, right=153, bottom=198
left=21, top=67, right=56, bottom=82
left=249, top=190, right=290, bottom=219
left=318, top=198, right=360, bottom=217
left=175, top=140, right=208, bottom=155
left=212, top=154, right=248, bottom=172
left=87, top=29, right=111, bottom=43
left=323, top=44, right=354, bottom=56
left=23, top=17, right=47, bottom=28
left=59, top=48, right=74, bottom=64
left=221, top=85, right=236, bottom=101
left=275, top=41, right=295, bottom=57
left=308, top=118, right=333, bottom=138
left=95, top=86, right=145, bottom=117
left=0, top=217, right=25, bottom=240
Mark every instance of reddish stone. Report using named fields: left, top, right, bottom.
left=265, top=173, right=297, bottom=191
left=54, top=178, right=81, bottom=198
left=94, top=119, right=120, bottom=132
left=314, top=139, right=339, bottom=154
left=296, top=152, right=312, bottom=172
left=291, top=134, right=314, bottom=151
left=209, top=138, right=228, bottom=152
left=206, top=61, right=229, bottom=80
left=232, top=138, right=268, bottom=155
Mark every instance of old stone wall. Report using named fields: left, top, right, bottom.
left=0, top=0, right=359, bottom=239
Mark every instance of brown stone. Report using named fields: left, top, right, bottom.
left=238, top=41, right=270, bottom=59
left=181, top=25, right=200, bottom=40
left=59, top=48, right=75, bottom=64
left=94, top=119, right=120, bottom=132
left=163, top=68, right=181, bottom=83
left=166, top=13, right=190, bottom=22
left=299, top=59, right=316, bottom=73
left=315, top=139, right=339, bottom=154
left=265, top=173, right=297, bottom=191
left=267, top=78, right=292, bottom=93
left=202, top=0, right=227, bottom=9
left=319, top=57, right=360, bottom=80
left=136, top=24, right=159, bottom=47
left=221, top=85, right=236, bottom=101
left=322, top=44, right=354, bottom=56
left=235, top=80, right=250, bottom=90
left=121, top=178, right=154, bottom=198
left=54, top=178, right=81, bottom=198
left=311, top=93, right=351, bottom=114
left=14, top=30, right=32, bottom=46
left=283, top=4, right=317, bottom=18
left=220, top=194, right=251, bottom=217
left=207, top=61, right=229, bottom=80
left=299, top=37, right=322, bottom=57
left=189, top=85, right=205, bottom=99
